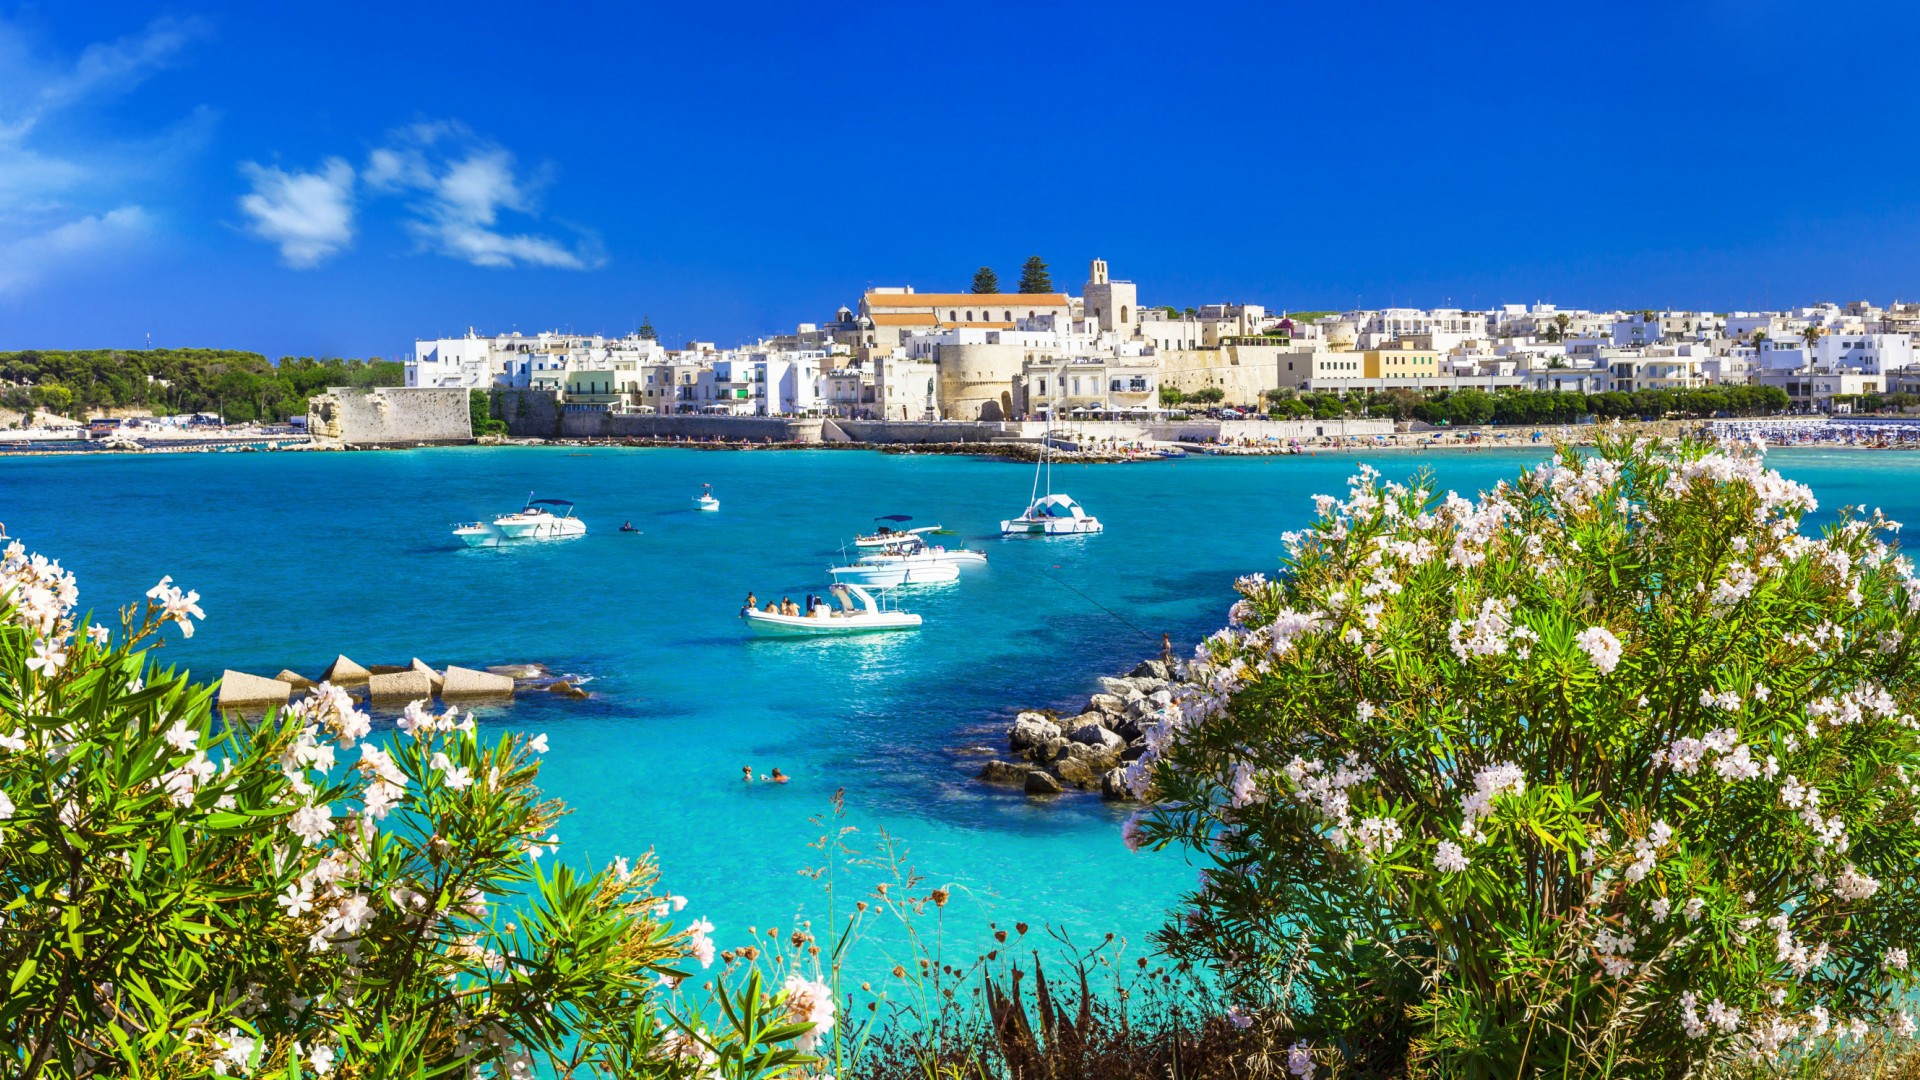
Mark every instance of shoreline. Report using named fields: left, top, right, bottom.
left=9, top=425, right=1920, bottom=461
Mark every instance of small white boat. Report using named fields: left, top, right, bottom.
left=1001, top=493, right=1103, bottom=536
left=454, top=497, right=588, bottom=547
left=854, top=537, right=988, bottom=567
left=854, top=517, right=940, bottom=547
left=695, top=485, right=720, bottom=511
left=829, top=560, right=960, bottom=586
left=742, top=583, right=922, bottom=636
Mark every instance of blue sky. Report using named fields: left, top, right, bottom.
left=2, top=0, right=1917, bottom=360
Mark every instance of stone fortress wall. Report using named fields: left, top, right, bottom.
left=308, top=387, right=473, bottom=446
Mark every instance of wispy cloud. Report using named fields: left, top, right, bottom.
left=363, top=121, right=602, bottom=270
left=0, top=207, right=151, bottom=296
left=238, top=158, right=356, bottom=267
left=0, top=14, right=210, bottom=295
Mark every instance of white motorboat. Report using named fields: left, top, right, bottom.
left=854, top=517, right=941, bottom=547
left=454, top=497, right=588, bottom=547
left=854, top=537, right=988, bottom=567
left=695, top=485, right=720, bottom=511
left=829, top=560, right=960, bottom=586
left=742, top=583, right=922, bottom=636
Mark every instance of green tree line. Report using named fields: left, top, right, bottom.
left=0, top=348, right=403, bottom=424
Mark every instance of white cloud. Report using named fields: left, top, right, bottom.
left=362, top=122, right=601, bottom=270
left=0, top=15, right=209, bottom=297
left=238, top=158, right=356, bottom=267
left=0, top=206, right=151, bottom=296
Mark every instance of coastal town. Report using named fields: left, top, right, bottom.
left=403, top=257, right=1920, bottom=421
left=7, top=258, right=1920, bottom=453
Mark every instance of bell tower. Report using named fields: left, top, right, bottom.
left=1083, top=258, right=1135, bottom=336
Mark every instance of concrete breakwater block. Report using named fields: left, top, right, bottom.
left=275, top=670, right=316, bottom=691
left=442, top=665, right=515, bottom=697
left=367, top=669, right=433, bottom=701
left=322, top=655, right=371, bottom=684
left=367, top=664, right=409, bottom=675
left=220, top=670, right=293, bottom=707
left=410, top=658, right=445, bottom=692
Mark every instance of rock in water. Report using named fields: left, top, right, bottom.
left=368, top=670, right=433, bottom=701
left=443, top=666, right=515, bottom=698
left=274, top=669, right=316, bottom=691
left=409, top=658, right=445, bottom=693
left=219, top=670, right=292, bottom=707
left=978, top=761, right=1037, bottom=785
left=1024, top=770, right=1063, bottom=795
left=1050, top=758, right=1096, bottom=788
left=1087, top=693, right=1127, bottom=716
left=322, top=655, right=371, bottom=684
left=1101, top=767, right=1131, bottom=801
left=1070, top=723, right=1124, bottom=752
left=487, top=663, right=546, bottom=679
left=1007, top=714, right=1062, bottom=752
left=1130, top=660, right=1169, bottom=680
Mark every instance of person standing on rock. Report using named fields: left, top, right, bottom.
left=1161, top=633, right=1174, bottom=666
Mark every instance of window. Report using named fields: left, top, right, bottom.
left=1004, top=311, right=1012, bottom=321
left=966, top=311, right=974, bottom=322
left=1120, top=305, right=1129, bottom=322
left=949, top=311, right=957, bottom=321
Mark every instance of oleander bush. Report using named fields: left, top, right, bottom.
left=0, top=545, right=830, bottom=1077
left=1125, top=431, right=1920, bottom=1077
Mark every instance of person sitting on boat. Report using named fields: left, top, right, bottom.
left=742, top=592, right=757, bottom=615
left=765, top=600, right=781, bottom=614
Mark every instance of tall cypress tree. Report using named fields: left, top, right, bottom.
left=970, top=266, right=1000, bottom=294
left=1017, top=256, right=1053, bottom=294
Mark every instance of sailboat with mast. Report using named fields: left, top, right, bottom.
left=999, top=391, right=1103, bottom=536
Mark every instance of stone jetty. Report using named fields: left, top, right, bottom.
left=216, top=654, right=544, bottom=710
left=976, top=657, right=1192, bottom=800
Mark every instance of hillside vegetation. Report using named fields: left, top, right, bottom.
left=0, top=348, right=403, bottom=423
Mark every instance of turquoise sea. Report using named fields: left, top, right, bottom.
left=3, top=444, right=1911, bottom=971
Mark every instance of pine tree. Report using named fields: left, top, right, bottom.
left=1018, top=256, right=1052, bottom=294
left=637, top=316, right=657, bottom=340
left=970, top=266, right=1000, bottom=294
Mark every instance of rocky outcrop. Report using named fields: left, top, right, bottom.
left=1024, top=771, right=1063, bottom=795
left=219, top=670, right=292, bottom=707
left=980, top=656, right=1196, bottom=801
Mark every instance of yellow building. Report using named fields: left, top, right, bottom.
left=1362, top=348, right=1440, bottom=380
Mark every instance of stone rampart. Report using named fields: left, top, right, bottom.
left=560, top=410, right=825, bottom=442
left=833, top=420, right=1005, bottom=444
left=1150, top=417, right=1393, bottom=442
left=496, top=390, right=564, bottom=438
left=308, top=387, right=472, bottom=446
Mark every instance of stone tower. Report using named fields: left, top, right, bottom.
left=1083, top=258, right=1136, bottom=336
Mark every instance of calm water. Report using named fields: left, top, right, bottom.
left=3, top=444, right=1909, bottom=969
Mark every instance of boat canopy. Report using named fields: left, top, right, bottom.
left=527, top=498, right=575, bottom=508
left=876, top=514, right=912, bottom=522
left=1033, top=493, right=1088, bottom=518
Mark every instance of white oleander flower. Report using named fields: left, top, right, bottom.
left=1574, top=627, right=1621, bottom=674
left=689, top=917, right=716, bottom=968
left=25, top=637, right=66, bottom=675
left=1434, top=840, right=1469, bottom=873
left=782, top=973, right=836, bottom=1052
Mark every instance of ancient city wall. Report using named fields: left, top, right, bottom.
left=308, top=387, right=472, bottom=446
